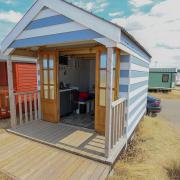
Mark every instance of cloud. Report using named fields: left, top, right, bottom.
left=0, top=10, right=23, bottom=23
left=71, top=0, right=109, bottom=13
left=129, top=0, right=153, bottom=8
left=0, top=21, right=14, bottom=43
left=109, top=12, right=123, bottom=17
left=112, top=0, right=180, bottom=67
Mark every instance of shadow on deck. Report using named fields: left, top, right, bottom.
left=7, top=120, right=109, bottom=163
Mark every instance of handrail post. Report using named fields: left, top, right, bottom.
left=105, top=47, right=114, bottom=158
left=7, top=56, right=16, bottom=128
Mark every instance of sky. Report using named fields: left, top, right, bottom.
left=0, top=0, right=179, bottom=67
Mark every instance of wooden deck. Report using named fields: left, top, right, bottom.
left=7, top=120, right=109, bottom=163
left=0, top=129, right=110, bottom=179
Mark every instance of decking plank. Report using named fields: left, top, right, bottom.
left=8, top=121, right=108, bottom=163
left=0, top=130, right=110, bottom=179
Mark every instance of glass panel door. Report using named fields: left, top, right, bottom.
left=40, top=50, right=59, bottom=123
left=42, top=54, right=55, bottom=100
left=98, top=50, right=118, bottom=107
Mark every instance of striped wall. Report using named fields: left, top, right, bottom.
left=10, top=8, right=103, bottom=48
left=119, top=55, right=130, bottom=99
left=127, top=55, right=149, bottom=137
left=119, top=54, right=150, bottom=138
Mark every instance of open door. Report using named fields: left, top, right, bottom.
left=39, top=50, right=59, bottom=123
left=95, top=48, right=120, bottom=134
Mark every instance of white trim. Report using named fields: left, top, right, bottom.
left=34, top=7, right=59, bottom=20
left=128, top=93, right=147, bottom=113
left=16, top=22, right=87, bottom=40
left=117, top=43, right=150, bottom=65
left=0, top=54, right=37, bottom=62
left=3, top=48, right=14, bottom=56
left=127, top=108, right=146, bottom=138
left=129, top=76, right=149, bottom=84
left=94, top=38, right=117, bottom=47
left=129, top=85, right=148, bottom=99
left=1, top=0, right=44, bottom=53
left=128, top=101, right=146, bottom=125
left=131, top=63, right=149, bottom=72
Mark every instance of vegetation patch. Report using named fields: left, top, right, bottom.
left=109, top=116, right=180, bottom=180
left=149, top=89, right=180, bottom=99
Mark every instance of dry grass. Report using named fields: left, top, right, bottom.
left=149, top=89, right=180, bottom=100
left=109, top=116, right=180, bottom=180
left=0, top=172, right=13, bottom=180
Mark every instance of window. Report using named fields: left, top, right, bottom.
left=162, top=74, right=169, bottom=82
left=98, top=50, right=117, bottom=106
left=42, top=54, right=55, bottom=100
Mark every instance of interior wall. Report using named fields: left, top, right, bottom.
left=59, top=58, right=95, bottom=92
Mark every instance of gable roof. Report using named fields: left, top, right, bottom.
left=1, top=0, right=151, bottom=58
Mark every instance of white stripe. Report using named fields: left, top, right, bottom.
left=128, top=93, right=147, bottom=113
left=130, top=76, right=149, bottom=84
left=129, top=85, right=148, bottom=99
left=120, top=77, right=129, bottom=84
left=34, top=8, right=59, bottom=20
left=127, top=108, right=146, bottom=138
left=131, top=63, right=149, bottom=72
left=16, top=22, right=87, bottom=40
left=120, top=62, right=130, bottom=70
left=119, top=92, right=128, bottom=98
left=128, top=101, right=146, bottom=125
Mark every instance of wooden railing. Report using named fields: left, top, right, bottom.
left=0, top=89, right=10, bottom=119
left=14, top=90, right=41, bottom=126
left=105, top=98, right=127, bottom=158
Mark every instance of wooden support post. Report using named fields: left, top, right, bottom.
left=7, top=57, right=16, bottom=128
left=37, top=58, right=41, bottom=120
left=105, top=47, right=114, bottom=158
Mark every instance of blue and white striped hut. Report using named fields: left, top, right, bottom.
left=1, top=0, right=151, bottom=164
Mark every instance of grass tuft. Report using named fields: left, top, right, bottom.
left=109, top=116, right=180, bottom=180
left=166, top=161, right=180, bottom=180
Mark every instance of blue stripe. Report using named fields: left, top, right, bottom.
left=131, top=56, right=149, bottom=68
left=120, top=85, right=129, bottom=92
left=10, top=29, right=103, bottom=48
left=131, top=71, right=149, bottom=77
left=121, top=55, right=130, bottom=63
left=26, top=15, right=73, bottom=30
left=130, top=80, right=148, bottom=91
left=128, top=104, right=146, bottom=133
left=129, top=88, right=148, bottom=106
left=129, top=96, right=147, bottom=118
left=120, top=70, right=130, bottom=77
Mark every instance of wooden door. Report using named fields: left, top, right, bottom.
left=39, top=50, right=59, bottom=123
left=95, top=48, right=120, bottom=134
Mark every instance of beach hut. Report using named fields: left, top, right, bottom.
left=149, top=68, right=177, bottom=91
left=176, top=69, right=180, bottom=86
left=1, top=0, right=151, bottom=164
left=0, top=54, right=37, bottom=119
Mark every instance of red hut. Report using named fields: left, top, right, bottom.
left=0, top=55, right=37, bottom=119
